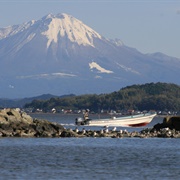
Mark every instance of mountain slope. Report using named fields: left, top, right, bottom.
left=0, top=93, right=75, bottom=108
left=0, top=13, right=180, bottom=98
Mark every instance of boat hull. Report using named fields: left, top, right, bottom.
left=76, top=113, right=156, bottom=127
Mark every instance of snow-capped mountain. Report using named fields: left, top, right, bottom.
left=0, top=13, right=180, bottom=98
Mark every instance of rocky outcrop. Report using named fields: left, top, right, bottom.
left=0, top=108, right=64, bottom=137
left=153, top=116, right=180, bottom=131
left=0, top=108, right=33, bottom=124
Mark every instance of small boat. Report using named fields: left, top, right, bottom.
left=75, top=112, right=156, bottom=127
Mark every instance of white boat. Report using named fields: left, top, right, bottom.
left=75, top=113, right=156, bottom=127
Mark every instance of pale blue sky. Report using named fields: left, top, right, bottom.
left=0, top=0, right=180, bottom=58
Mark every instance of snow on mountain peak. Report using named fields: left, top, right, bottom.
left=0, top=20, right=36, bottom=40
left=41, top=13, right=102, bottom=48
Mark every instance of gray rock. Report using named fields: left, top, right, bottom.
left=0, top=108, right=64, bottom=137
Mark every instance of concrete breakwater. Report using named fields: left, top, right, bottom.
left=0, top=108, right=180, bottom=138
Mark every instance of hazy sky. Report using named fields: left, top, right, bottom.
left=0, top=0, right=180, bottom=58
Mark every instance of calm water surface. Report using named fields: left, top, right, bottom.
left=0, top=114, right=179, bottom=180
left=30, top=113, right=164, bottom=132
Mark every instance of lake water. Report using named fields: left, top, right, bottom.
left=0, top=114, right=179, bottom=180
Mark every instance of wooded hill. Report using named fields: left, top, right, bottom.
left=24, top=82, right=180, bottom=113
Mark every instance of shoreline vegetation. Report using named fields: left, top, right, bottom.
left=0, top=108, right=180, bottom=138
left=24, top=82, right=180, bottom=114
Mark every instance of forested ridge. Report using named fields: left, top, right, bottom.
left=24, top=82, right=180, bottom=112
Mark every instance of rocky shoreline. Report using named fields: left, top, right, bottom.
left=0, top=108, right=64, bottom=137
left=0, top=108, right=180, bottom=138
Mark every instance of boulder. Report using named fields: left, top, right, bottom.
left=153, top=116, right=180, bottom=131
left=0, top=108, right=33, bottom=124
left=60, top=129, right=86, bottom=138
left=0, top=108, right=64, bottom=137
left=170, top=116, right=180, bottom=130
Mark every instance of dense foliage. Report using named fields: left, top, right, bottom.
left=24, top=82, right=180, bottom=112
